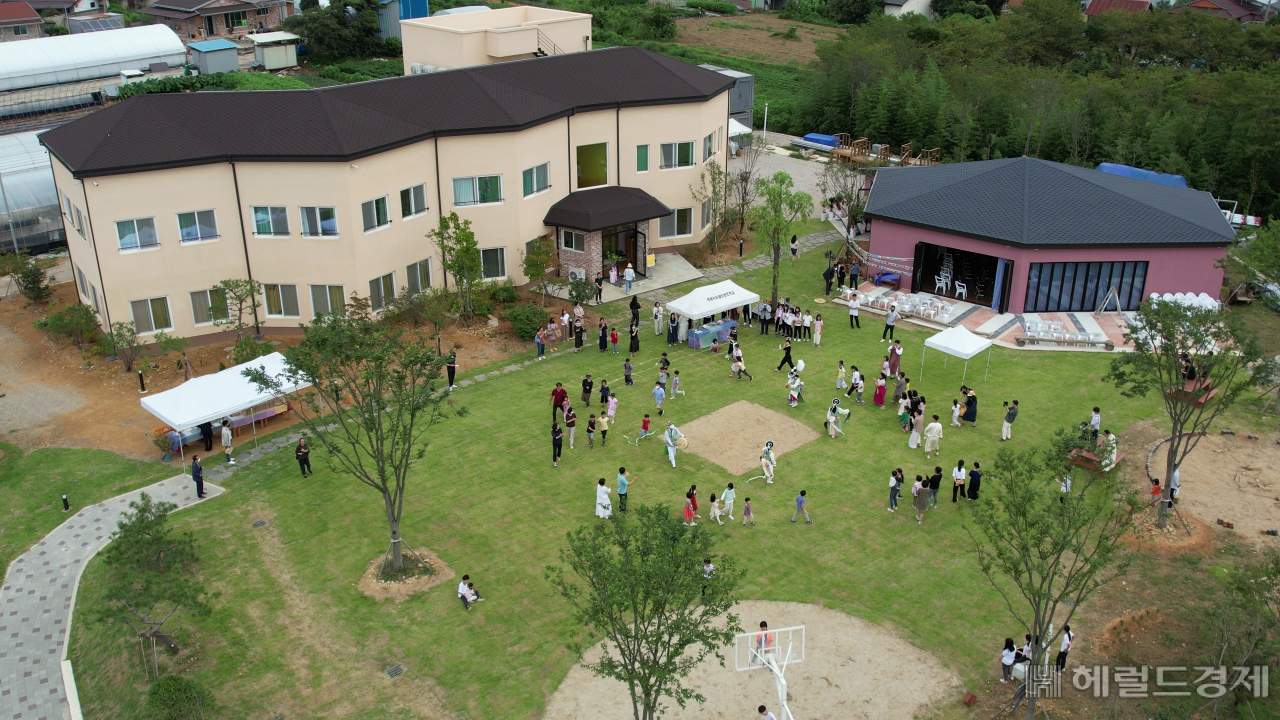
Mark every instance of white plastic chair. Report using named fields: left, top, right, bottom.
left=954, top=281, right=967, bottom=300
left=935, top=275, right=949, bottom=293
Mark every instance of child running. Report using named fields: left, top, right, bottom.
left=653, top=381, right=666, bottom=416
left=607, top=393, right=619, bottom=423
left=951, top=399, right=963, bottom=427
left=636, top=413, right=652, bottom=443
left=597, top=413, right=610, bottom=447
left=742, top=497, right=755, bottom=526
left=587, top=414, right=597, bottom=449
left=623, top=358, right=633, bottom=385
left=709, top=493, right=723, bottom=525
left=836, top=360, right=847, bottom=390
left=672, top=370, right=684, bottom=397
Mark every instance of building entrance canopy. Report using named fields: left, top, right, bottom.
left=543, top=185, right=670, bottom=232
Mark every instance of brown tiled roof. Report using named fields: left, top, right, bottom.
left=544, top=186, right=672, bottom=232
left=40, top=47, right=736, bottom=177
left=1169, top=0, right=1263, bottom=20
left=1085, top=0, right=1150, bottom=14
left=0, top=1, right=41, bottom=25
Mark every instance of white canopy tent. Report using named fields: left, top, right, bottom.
left=919, top=326, right=994, bottom=383
left=141, top=352, right=310, bottom=468
left=728, top=118, right=752, bottom=137
left=666, top=280, right=760, bottom=320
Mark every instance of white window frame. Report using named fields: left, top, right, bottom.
left=703, top=132, right=715, bottom=162
left=176, top=209, right=219, bottom=244
left=116, top=217, right=159, bottom=252
left=13, top=24, right=27, bottom=36
left=701, top=199, right=711, bottom=229
left=189, top=287, right=229, bottom=326
left=407, top=259, right=432, bottom=295
left=361, top=196, right=391, bottom=233
left=263, top=283, right=300, bottom=318
left=300, top=206, right=338, bottom=237
left=660, top=141, right=695, bottom=170
left=369, top=272, right=395, bottom=312
left=561, top=229, right=585, bottom=253
left=522, top=163, right=551, bottom=198
left=480, top=247, right=507, bottom=280
left=452, top=175, right=503, bottom=207
left=130, top=296, right=172, bottom=334
left=659, top=208, right=693, bottom=238
left=400, top=184, right=428, bottom=218
left=252, top=205, right=290, bottom=236
left=309, top=284, right=346, bottom=318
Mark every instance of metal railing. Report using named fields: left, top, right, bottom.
left=536, top=29, right=564, bottom=56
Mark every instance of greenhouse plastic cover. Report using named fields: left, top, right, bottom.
left=0, top=25, right=187, bottom=92
left=0, top=131, right=56, bottom=217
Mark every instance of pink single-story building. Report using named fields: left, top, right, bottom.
left=864, top=157, right=1233, bottom=315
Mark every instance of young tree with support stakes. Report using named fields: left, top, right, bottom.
left=545, top=504, right=743, bottom=720
left=242, top=304, right=462, bottom=574
left=91, top=493, right=213, bottom=678
left=816, top=159, right=868, bottom=250
left=104, top=320, right=146, bottom=373
left=966, top=428, right=1138, bottom=720
left=431, top=212, right=483, bottom=323
left=521, top=233, right=558, bottom=306
left=210, top=279, right=259, bottom=340
left=729, top=134, right=765, bottom=240
left=1103, top=300, right=1275, bottom=528
left=748, top=171, right=812, bottom=305
left=690, top=159, right=730, bottom=254
left=153, top=331, right=196, bottom=380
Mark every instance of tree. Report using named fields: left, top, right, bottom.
left=729, top=134, right=765, bottom=237
left=104, top=320, right=146, bottom=372
left=690, top=160, right=730, bottom=254
left=568, top=277, right=595, bottom=306
left=521, top=234, right=558, bottom=305
left=1103, top=300, right=1276, bottom=527
left=816, top=159, right=868, bottom=247
left=15, top=255, right=52, bottom=304
left=826, top=0, right=881, bottom=23
left=281, top=0, right=392, bottom=60
left=545, top=505, right=743, bottom=720
left=1202, top=550, right=1280, bottom=719
left=430, top=212, right=483, bottom=324
left=966, top=429, right=1138, bottom=720
left=210, top=279, right=259, bottom=340
left=242, top=305, right=461, bottom=573
left=38, top=303, right=100, bottom=352
left=748, top=171, right=812, bottom=305
left=153, top=331, right=196, bottom=381
left=92, top=493, right=212, bottom=678
left=1230, top=221, right=1280, bottom=285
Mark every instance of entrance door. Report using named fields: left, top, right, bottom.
left=204, top=15, right=215, bottom=35
left=603, top=223, right=644, bottom=277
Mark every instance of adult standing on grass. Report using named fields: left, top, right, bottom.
left=551, top=382, right=568, bottom=422
left=888, top=468, right=902, bottom=512
left=873, top=372, right=887, bottom=407
left=881, top=304, right=900, bottom=342
left=573, top=317, right=585, bottom=352
left=551, top=422, right=564, bottom=467
left=791, top=489, right=811, bottom=524
left=683, top=490, right=697, bottom=525
left=967, top=461, right=982, bottom=500
left=191, top=455, right=205, bottom=498
left=664, top=421, right=684, bottom=468
left=759, top=300, right=772, bottom=334
left=221, top=421, right=235, bottom=465
left=907, top=410, right=924, bottom=449
left=721, top=482, right=736, bottom=519
left=446, top=352, right=458, bottom=389
left=617, top=467, right=634, bottom=512
left=848, top=293, right=861, bottom=329
left=927, top=466, right=942, bottom=508
left=595, top=478, right=612, bottom=519
left=667, top=311, right=679, bottom=346
left=911, top=475, right=928, bottom=524
left=535, top=326, right=546, bottom=360
left=598, top=318, right=608, bottom=353
left=581, top=374, right=594, bottom=406
left=629, top=294, right=641, bottom=326
left=892, top=372, right=907, bottom=406
left=952, top=459, right=967, bottom=502
left=776, top=338, right=794, bottom=372
left=688, top=484, right=701, bottom=518
left=962, top=386, right=978, bottom=426
left=823, top=264, right=835, bottom=295
left=1001, top=400, right=1018, bottom=441
left=653, top=301, right=664, bottom=335
left=836, top=261, right=847, bottom=291
left=296, top=438, right=312, bottom=477
left=923, top=415, right=943, bottom=460
left=564, top=405, right=578, bottom=450
left=630, top=322, right=641, bottom=358
left=887, top=340, right=903, bottom=377
left=1089, top=406, right=1102, bottom=441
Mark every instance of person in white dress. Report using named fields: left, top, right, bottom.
left=595, top=478, right=613, bottom=519
left=759, top=441, right=777, bottom=483
left=664, top=422, right=685, bottom=468
left=652, top=301, right=664, bottom=335
left=923, top=414, right=944, bottom=459
left=826, top=398, right=850, bottom=438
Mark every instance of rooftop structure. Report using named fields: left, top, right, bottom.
left=400, top=4, right=591, bottom=71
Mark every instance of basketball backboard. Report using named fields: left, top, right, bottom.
left=734, top=625, right=805, bottom=672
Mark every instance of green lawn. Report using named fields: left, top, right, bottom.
left=69, top=240, right=1183, bottom=719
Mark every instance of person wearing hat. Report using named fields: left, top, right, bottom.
left=663, top=421, right=685, bottom=468
left=624, top=262, right=636, bottom=294
left=760, top=441, right=777, bottom=483
left=581, top=374, right=594, bottom=405
left=826, top=398, right=849, bottom=438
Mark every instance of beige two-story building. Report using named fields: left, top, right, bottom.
left=39, top=46, right=733, bottom=343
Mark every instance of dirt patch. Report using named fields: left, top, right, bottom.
left=675, top=15, right=843, bottom=64
left=1093, top=607, right=1162, bottom=659
left=679, top=400, right=820, bottom=475
left=1163, top=431, right=1280, bottom=547
left=545, top=600, right=961, bottom=720
left=1123, top=511, right=1216, bottom=556
left=357, top=546, right=455, bottom=602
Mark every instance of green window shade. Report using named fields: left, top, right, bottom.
left=266, top=284, right=283, bottom=315
left=477, top=176, right=502, bottom=204
left=576, top=143, right=607, bottom=188
left=637, top=145, right=649, bottom=172
left=523, top=167, right=534, bottom=197
left=254, top=207, right=273, bottom=234
left=677, top=141, right=693, bottom=167
left=328, top=286, right=345, bottom=316
left=149, top=297, right=171, bottom=331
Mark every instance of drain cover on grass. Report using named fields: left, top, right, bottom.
left=252, top=520, right=267, bottom=528
left=385, top=664, right=404, bottom=678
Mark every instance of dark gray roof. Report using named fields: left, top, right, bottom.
left=40, top=46, right=736, bottom=178
left=864, top=157, right=1234, bottom=248
left=544, top=186, right=671, bottom=232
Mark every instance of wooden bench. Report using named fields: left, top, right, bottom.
left=1016, top=336, right=1115, bottom=351
left=1167, top=379, right=1220, bottom=405
left=1070, top=449, right=1124, bottom=472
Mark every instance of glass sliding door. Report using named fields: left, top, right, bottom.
left=1024, top=261, right=1149, bottom=313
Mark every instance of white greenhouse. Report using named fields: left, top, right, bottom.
left=0, top=25, right=187, bottom=93
left=0, top=131, right=65, bottom=256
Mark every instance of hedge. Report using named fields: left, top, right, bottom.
left=687, top=0, right=738, bottom=14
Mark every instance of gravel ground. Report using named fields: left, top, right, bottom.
left=728, top=145, right=827, bottom=215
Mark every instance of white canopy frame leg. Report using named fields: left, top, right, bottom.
left=919, top=346, right=926, bottom=378
left=962, top=359, right=969, bottom=385
left=985, top=343, right=993, bottom=381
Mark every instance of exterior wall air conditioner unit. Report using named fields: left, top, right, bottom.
left=566, top=267, right=586, bottom=282
left=410, top=63, right=427, bottom=74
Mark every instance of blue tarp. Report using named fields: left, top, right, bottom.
left=802, top=133, right=838, bottom=148
left=1095, top=163, right=1188, bottom=188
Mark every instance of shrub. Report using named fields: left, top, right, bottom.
left=145, top=675, right=215, bottom=720
left=37, top=304, right=100, bottom=350
left=687, top=0, right=737, bottom=13
left=16, top=259, right=52, bottom=304
left=491, top=279, right=519, bottom=305
left=568, top=278, right=595, bottom=305
left=504, top=304, right=550, bottom=340
left=103, top=321, right=145, bottom=372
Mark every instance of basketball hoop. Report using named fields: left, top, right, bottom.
left=735, top=625, right=805, bottom=720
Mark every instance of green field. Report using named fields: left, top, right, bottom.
left=62, top=238, right=1266, bottom=719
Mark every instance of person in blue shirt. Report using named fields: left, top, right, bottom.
left=791, top=489, right=810, bottom=524
left=617, top=467, right=635, bottom=512
left=653, top=381, right=666, bottom=416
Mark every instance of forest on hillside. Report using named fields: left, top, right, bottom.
left=775, top=0, right=1280, bottom=217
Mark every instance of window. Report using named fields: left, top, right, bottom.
left=369, top=273, right=395, bottom=312
left=452, top=176, right=502, bottom=206
left=264, top=283, right=300, bottom=317
left=130, top=297, right=171, bottom=334
left=116, top=217, right=158, bottom=250
left=62, top=193, right=72, bottom=219
left=90, top=285, right=99, bottom=316
left=309, top=284, right=345, bottom=318
left=561, top=229, right=585, bottom=252
left=13, top=24, right=27, bottom=36
left=659, top=208, right=692, bottom=238
left=701, top=199, right=711, bottom=229
left=361, top=196, right=390, bottom=232
left=255, top=6, right=269, bottom=13
left=636, top=145, right=649, bottom=173
left=74, top=207, right=84, bottom=236
left=253, top=206, right=289, bottom=236
left=407, top=259, right=432, bottom=295
left=400, top=184, right=427, bottom=218
left=522, top=163, right=550, bottom=197
left=190, top=288, right=229, bottom=325
left=480, top=247, right=506, bottom=279
left=75, top=266, right=87, bottom=297
left=576, top=143, right=607, bottom=189
left=223, top=10, right=247, bottom=29
left=703, top=132, right=716, bottom=162
left=660, top=142, right=694, bottom=169
left=300, top=206, right=338, bottom=237
left=177, top=210, right=218, bottom=243
left=1024, top=261, right=1149, bottom=313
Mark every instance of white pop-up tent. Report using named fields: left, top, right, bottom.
left=919, top=325, right=994, bottom=383
left=666, top=280, right=760, bottom=320
left=728, top=118, right=752, bottom=137
left=141, top=352, right=310, bottom=466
